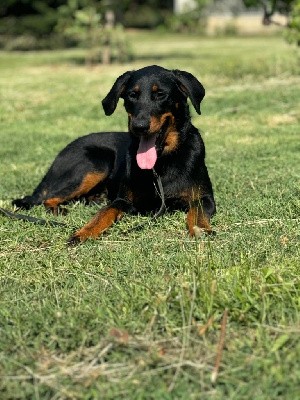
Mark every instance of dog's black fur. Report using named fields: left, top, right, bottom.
left=12, top=65, right=216, bottom=243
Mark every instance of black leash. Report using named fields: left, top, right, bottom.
left=152, top=168, right=166, bottom=218
left=118, top=168, right=166, bottom=234
left=0, top=207, right=67, bottom=227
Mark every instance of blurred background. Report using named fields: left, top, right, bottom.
left=0, top=0, right=299, bottom=64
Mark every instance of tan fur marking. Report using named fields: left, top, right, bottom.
left=187, top=207, right=211, bottom=236
left=43, top=172, right=106, bottom=212
left=149, top=116, right=162, bottom=133
left=72, top=207, right=123, bottom=242
left=152, top=84, right=158, bottom=92
left=149, top=112, right=175, bottom=134
left=149, top=116, right=161, bottom=133
left=182, top=188, right=212, bottom=236
left=162, top=131, right=179, bottom=154
left=149, top=112, right=180, bottom=154
left=44, top=197, right=64, bottom=209
left=43, top=197, right=64, bottom=215
left=72, top=172, right=106, bottom=197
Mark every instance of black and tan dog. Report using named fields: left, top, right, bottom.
left=12, top=65, right=216, bottom=243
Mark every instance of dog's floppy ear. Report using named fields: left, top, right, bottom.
left=173, top=70, right=205, bottom=114
left=102, top=70, right=133, bottom=116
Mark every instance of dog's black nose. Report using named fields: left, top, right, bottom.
left=131, top=119, right=150, bottom=135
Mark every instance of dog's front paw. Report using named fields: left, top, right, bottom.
left=193, top=226, right=216, bottom=238
left=67, top=227, right=94, bottom=246
left=67, top=233, right=84, bottom=246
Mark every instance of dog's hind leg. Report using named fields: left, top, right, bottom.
left=43, top=171, right=108, bottom=215
left=12, top=170, right=108, bottom=214
left=12, top=141, right=116, bottom=213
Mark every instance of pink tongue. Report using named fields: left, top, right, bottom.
left=136, top=135, right=157, bottom=169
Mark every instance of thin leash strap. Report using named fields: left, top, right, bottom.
left=119, top=169, right=166, bottom=234
left=152, top=168, right=166, bottom=218
left=0, top=207, right=66, bottom=227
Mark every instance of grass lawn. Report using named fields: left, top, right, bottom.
left=0, top=33, right=299, bottom=399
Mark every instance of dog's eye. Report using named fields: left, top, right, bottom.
left=153, top=91, right=167, bottom=101
left=128, top=91, right=139, bottom=100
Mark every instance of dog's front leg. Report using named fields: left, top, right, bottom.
left=68, top=198, right=133, bottom=245
left=185, top=191, right=215, bottom=237
left=187, top=204, right=212, bottom=236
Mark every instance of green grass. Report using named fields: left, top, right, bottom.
left=0, top=33, right=300, bottom=399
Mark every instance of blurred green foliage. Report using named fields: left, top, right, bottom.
left=0, top=0, right=299, bottom=51
left=285, top=0, right=300, bottom=45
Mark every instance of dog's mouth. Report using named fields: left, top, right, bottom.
left=136, top=116, right=172, bottom=170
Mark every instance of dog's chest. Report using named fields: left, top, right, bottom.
left=131, top=165, right=186, bottom=201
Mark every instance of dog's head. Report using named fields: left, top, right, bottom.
left=102, top=65, right=205, bottom=169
